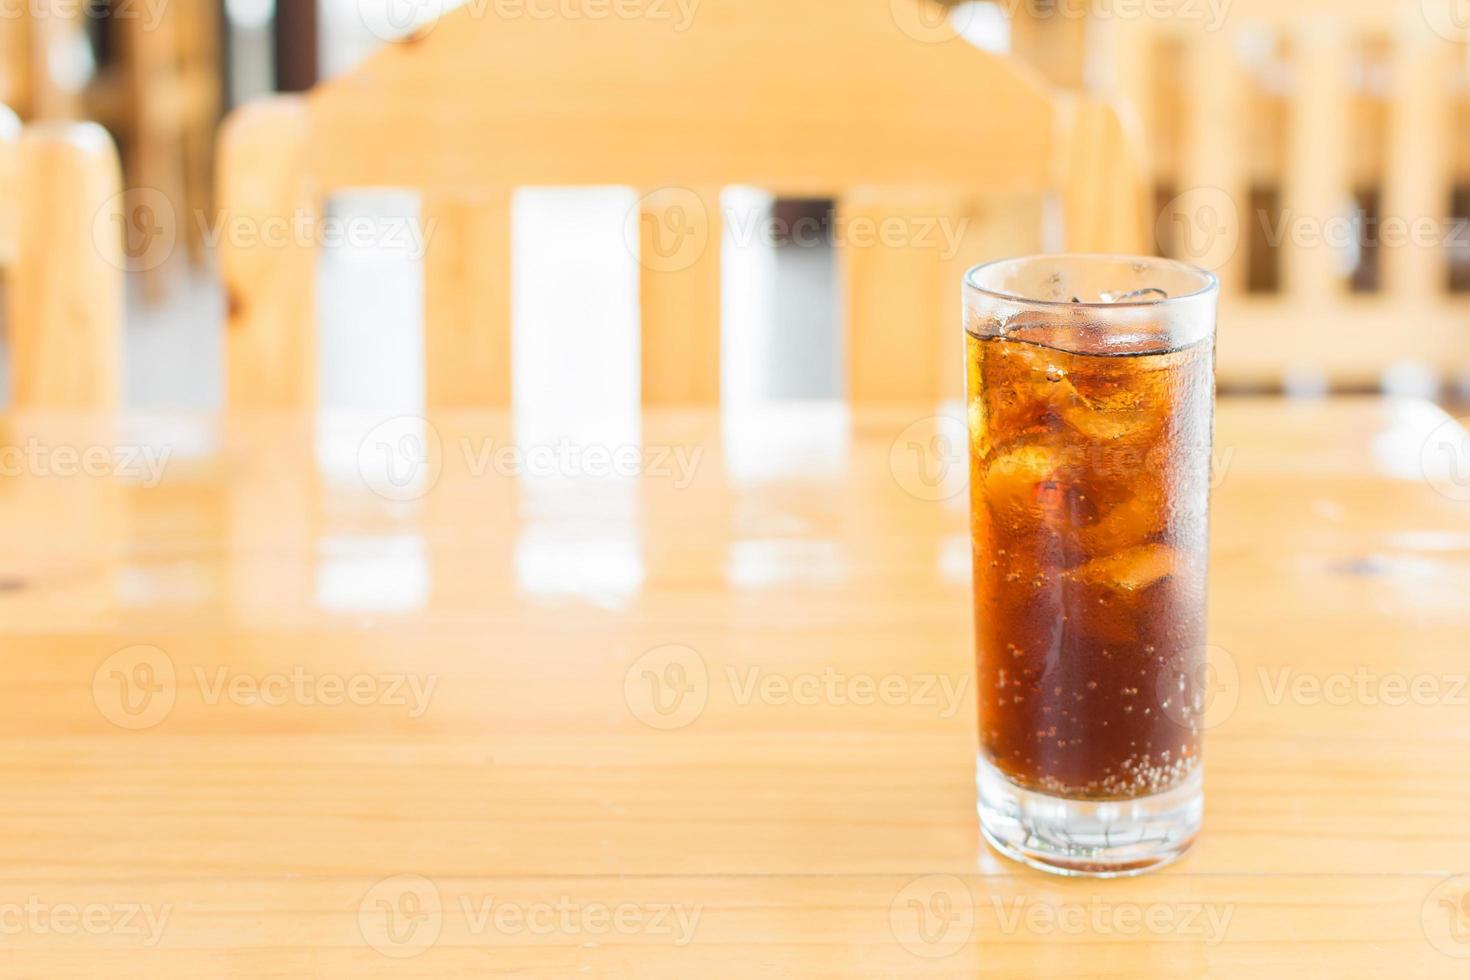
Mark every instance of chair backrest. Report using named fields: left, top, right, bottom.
left=0, top=13, right=29, bottom=114
left=0, top=107, right=125, bottom=409
left=115, top=0, right=224, bottom=290
left=1096, top=0, right=1470, bottom=389
left=7, top=1, right=222, bottom=302
left=5, top=0, right=89, bottom=120
left=217, top=0, right=1148, bottom=410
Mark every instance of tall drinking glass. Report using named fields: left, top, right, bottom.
left=965, top=255, right=1219, bottom=876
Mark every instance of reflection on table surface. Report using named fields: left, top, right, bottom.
left=0, top=397, right=1466, bottom=975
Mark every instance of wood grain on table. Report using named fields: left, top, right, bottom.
left=0, top=397, right=1467, bottom=976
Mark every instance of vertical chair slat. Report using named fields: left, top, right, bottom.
left=1058, top=95, right=1148, bottom=254
left=1153, top=38, right=1189, bottom=201
left=1091, top=19, right=1157, bottom=177
left=935, top=198, right=985, bottom=407
left=841, top=193, right=947, bottom=405
left=0, top=19, right=29, bottom=112
left=1010, top=4, right=1089, bottom=89
left=120, top=7, right=187, bottom=300
left=639, top=187, right=722, bottom=405
left=9, top=123, right=123, bottom=409
left=939, top=196, right=1044, bottom=404
left=1382, top=14, right=1453, bottom=303
left=178, top=0, right=225, bottom=265
left=28, top=0, right=85, bottom=119
left=423, top=190, right=514, bottom=408
left=0, top=104, right=19, bottom=267
left=1180, top=30, right=1249, bottom=295
left=1282, top=23, right=1352, bottom=304
left=218, top=97, right=319, bottom=409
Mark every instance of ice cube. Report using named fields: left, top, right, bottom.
left=1058, top=377, right=1170, bottom=443
left=1098, top=287, right=1169, bottom=304
left=1071, top=543, right=1176, bottom=593
left=1061, top=406, right=1155, bottom=442
left=995, top=310, right=1060, bottom=341
left=1079, top=491, right=1163, bottom=554
left=967, top=396, right=985, bottom=445
left=983, top=443, right=1063, bottom=511
left=976, top=343, right=1058, bottom=436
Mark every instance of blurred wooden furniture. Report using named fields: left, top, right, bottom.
left=0, top=397, right=1467, bottom=974
left=110, top=0, right=224, bottom=280
left=0, top=0, right=89, bottom=119
left=0, top=105, right=125, bottom=408
left=1096, top=0, right=1470, bottom=389
left=217, top=0, right=1148, bottom=410
left=1, top=0, right=222, bottom=296
left=0, top=5, right=35, bottom=113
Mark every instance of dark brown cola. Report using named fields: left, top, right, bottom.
left=968, top=317, right=1214, bottom=800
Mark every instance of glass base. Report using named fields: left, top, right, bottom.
left=976, top=756, right=1202, bottom=877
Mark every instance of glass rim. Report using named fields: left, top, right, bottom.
left=963, top=253, right=1220, bottom=310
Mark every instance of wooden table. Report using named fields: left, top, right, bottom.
left=1, top=397, right=1468, bottom=976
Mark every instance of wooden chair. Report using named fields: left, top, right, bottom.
left=217, top=0, right=1149, bottom=410
left=0, top=12, right=32, bottom=115
left=1095, top=0, right=1470, bottom=389
left=109, top=0, right=223, bottom=280
left=3, top=0, right=222, bottom=298
left=0, top=105, right=125, bottom=408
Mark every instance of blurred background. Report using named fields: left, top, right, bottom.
left=2, top=0, right=1469, bottom=413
